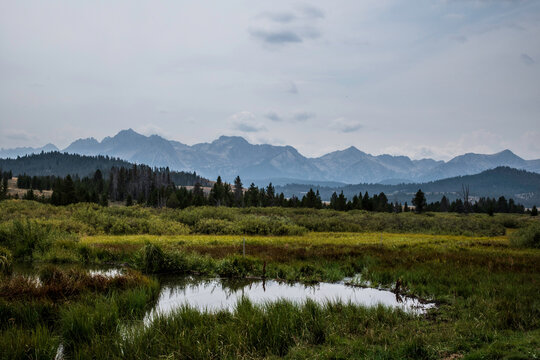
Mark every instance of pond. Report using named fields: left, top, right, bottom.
left=145, top=275, right=435, bottom=322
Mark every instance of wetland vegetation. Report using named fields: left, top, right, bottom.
left=0, top=200, right=539, bottom=359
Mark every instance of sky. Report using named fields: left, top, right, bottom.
left=1, top=0, right=539, bottom=160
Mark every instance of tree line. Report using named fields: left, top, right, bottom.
left=1, top=169, right=537, bottom=215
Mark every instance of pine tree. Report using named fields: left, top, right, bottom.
left=233, top=176, right=243, bottom=207
left=166, top=192, right=180, bottom=208
left=531, top=205, right=538, bottom=217
left=412, top=189, right=426, bottom=213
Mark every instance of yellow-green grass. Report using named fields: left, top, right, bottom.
left=81, top=231, right=533, bottom=255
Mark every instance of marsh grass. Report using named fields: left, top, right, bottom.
left=0, top=201, right=539, bottom=358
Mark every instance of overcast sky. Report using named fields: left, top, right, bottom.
left=1, top=0, right=539, bottom=160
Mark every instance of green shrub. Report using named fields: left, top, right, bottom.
left=195, top=218, right=239, bottom=235
left=510, top=222, right=540, bottom=248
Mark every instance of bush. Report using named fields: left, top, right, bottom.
left=195, top=218, right=239, bottom=235
left=510, top=222, right=540, bottom=248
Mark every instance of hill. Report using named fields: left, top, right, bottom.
left=276, top=167, right=540, bottom=207
left=0, top=152, right=209, bottom=186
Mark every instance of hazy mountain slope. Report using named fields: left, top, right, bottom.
left=0, top=143, right=58, bottom=158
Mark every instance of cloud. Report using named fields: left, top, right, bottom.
left=288, top=81, right=298, bottom=94
left=260, top=12, right=296, bottom=23
left=293, top=112, right=315, bottom=122
left=249, top=29, right=302, bottom=44
left=136, top=124, right=167, bottom=137
left=453, top=35, right=468, bottom=43
left=2, top=130, right=36, bottom=142
left=330, top=118, right=362, bottom=133
left=521, top=53, right=535, bottom=65
left=299, top=5, right=325, bottom=19
left=265, top=112, right=283, bottom=122
left=250, top=5, right=324, bottom=47
left=229, top=111, right=266, bottom=133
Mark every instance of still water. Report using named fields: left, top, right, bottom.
left=146, top=276, right=435, bottom=322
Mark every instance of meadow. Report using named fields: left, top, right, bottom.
left=0, top=200, right=539, bottom=359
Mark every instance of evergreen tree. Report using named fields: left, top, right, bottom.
left=166, top=192, right=180, bottom=208
left=403, top=202, right=409, bottom=212
left=23, top=189, right=35, bottom=200
left=233, top=176, right=243, bottom=207
left=412, top=189, right=427, bottom=213
left=125, top=194, right=133, bottom=206
left=192, top=182, right=206, bottom=206
left=531, top=205, right=538, bottom=217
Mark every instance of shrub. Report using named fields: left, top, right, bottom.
left=510, top=222, right=540, bottom=248
left=195, top=218, right=239, bottom=235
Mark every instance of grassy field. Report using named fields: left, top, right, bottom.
left=0, top=200, right=539, bottom=359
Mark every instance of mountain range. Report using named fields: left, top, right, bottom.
left=1, top=129, right=539, bottom=185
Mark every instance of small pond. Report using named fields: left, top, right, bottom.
left=146, top=276, right=435, bottom=322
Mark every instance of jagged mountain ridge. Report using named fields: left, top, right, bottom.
left=2, top=129, right=540, bottom=184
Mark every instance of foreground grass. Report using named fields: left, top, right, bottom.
left=0, top=200, right=539, bottom=358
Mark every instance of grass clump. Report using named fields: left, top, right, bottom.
left=0, top=246, right=12, bottom=275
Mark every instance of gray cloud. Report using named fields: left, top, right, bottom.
left=521, top=53, right=535, bottom=65
left=229, top=111, right=266, bottom=133
left=300, top=5, right=325, bottom=19
left=265, top=112, right=283, bottom=122
left=288, top=82, right=298, bottom=94
left=250, top=29, right=302, bottom=44
left=331, top=118, right=362, bottom=133
left=4, top=130, right=35, bottom=142
left=234, top=122, right=265, bottom=132
left=293, top=112, right=315, bottom=122
left=261, top=12, right=296, bottom=23
left=454, top=35, right=468, bottom=43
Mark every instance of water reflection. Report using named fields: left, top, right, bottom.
left=146, top=276, right=435, bottom=322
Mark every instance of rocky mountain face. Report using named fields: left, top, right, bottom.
left=3, top=129, right=540, bottom=184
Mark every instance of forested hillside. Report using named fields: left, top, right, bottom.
left=276, top=167, right=540, bottom=207
left=0, top=152, right=209, bottom=186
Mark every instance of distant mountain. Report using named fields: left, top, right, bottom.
left=63, top=129, right=186, bottom=170
left=0, top=143, right=58, bottom=158
left=2, top=129, right=539, bottom=184
left=275, top=167, right=540, bottom=207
